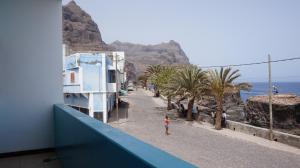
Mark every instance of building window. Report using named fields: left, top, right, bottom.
left=108, top=70, right=116, bottom=83
left=70, top=72, right=75, bottom=83
left=65, top=93, right=71, bottom=98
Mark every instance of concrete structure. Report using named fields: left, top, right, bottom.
left=63, top=52, right=125, bottom=123
left=112, top=51, right=127, bottom=84
left=0, top=0, right=63, bottom=153
left=226, top=120, right=300, bottom=148
left=200, top=113, right=300, bottom=148
left=54, top=104, right=196, bottom=168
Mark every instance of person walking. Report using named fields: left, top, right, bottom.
left=221, top=110, right=227, bottom=128
left=180, top=104, right=185, bottom=117
left=272, top=85, right=279, bottom=94
left=211, top=111, right=216, bottom=125
left=192, top=105, right=198, bottom=120
left=164, top=115, right=170, bottom=135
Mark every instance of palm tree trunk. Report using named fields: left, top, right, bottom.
left=154, top=89, right=159, bottom=97
left=144, top=79, right=147, bottom=90
left=215, top=97, right=223, bottom=130
left=187, top=97, right=195, bottom=121
left=167, top=96, right=172, bottom=110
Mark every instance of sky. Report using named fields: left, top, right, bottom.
left=63, top=0, right=300, bottom=82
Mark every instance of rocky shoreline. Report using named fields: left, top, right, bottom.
left=177, top=92, right=300, bottom=136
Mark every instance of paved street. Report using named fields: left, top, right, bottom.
left=110, top=89, right=300, bottom=168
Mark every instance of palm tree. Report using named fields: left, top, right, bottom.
left=146, top=65, right=164, bottom=96
left=152, top=66, right=176, bottom=110
left=166, top=65, right=208, bottom=121
left=137, top=74, right=148, bottom=89
left=207, top=67, right=243, bottom=130
left=146, top=65, right=163, bottom=77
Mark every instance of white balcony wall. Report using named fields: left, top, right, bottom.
left=0, top=0, right=63, bottom=153
left=63, top=85, right=81, bottom=93
left=107, top=83, right=117, bottom=92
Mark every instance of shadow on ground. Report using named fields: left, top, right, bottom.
left=108, top=100, right=129, bottom=122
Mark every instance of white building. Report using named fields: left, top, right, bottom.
left=63, top=51, right=126, bottom=123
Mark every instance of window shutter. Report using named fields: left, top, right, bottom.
left=70, top=72, right=75, bottom=83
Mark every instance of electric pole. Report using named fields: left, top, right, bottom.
left=268, top=54, right=273, bottom=140
left=115, top=53, right=119, bottom=122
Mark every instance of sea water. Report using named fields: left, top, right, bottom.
left=240, top=82, right=300, bottom=102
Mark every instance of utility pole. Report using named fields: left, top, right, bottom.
left=268, top=54, right=273, bottom=140
left=115, top=53, right=119, bottom=122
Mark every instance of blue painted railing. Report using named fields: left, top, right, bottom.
left=54, top=104, right=197, bottom=168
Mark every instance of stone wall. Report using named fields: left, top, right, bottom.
left=199, top=114, right=300, bottom=148
left=244, top=94, right=300, bottom=129
left=226, top=120, right=300, bottom=148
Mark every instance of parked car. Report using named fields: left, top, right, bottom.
left=127, top=85, right=134, bottom=91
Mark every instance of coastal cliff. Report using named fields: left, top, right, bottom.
left=109, top=40, right=190, bottom=77
left=63, top=1, right=190, bottom=80
left=63, top=1, right=111, bottom=52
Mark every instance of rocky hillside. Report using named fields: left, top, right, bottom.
left=63, top=1, right=190, bottom=80
left=109, top=40, right=190, bottom=76
left=63, top=1, right=111, bottom=52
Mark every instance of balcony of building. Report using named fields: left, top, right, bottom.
left=0, top=1, right=196, bottom=167
left=0, top=104, right=196, bottom=168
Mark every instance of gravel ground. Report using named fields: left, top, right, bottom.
left=110, top=89, right=300, bottom=168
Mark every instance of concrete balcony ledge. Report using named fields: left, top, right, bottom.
left=107, top=64, right=116, bottom=70
left=54, top=104, right=196, bottom=168
left=107, top=83, right=116, bottom=92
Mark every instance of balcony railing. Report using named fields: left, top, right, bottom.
left=54, top=104, right=196, bottom=168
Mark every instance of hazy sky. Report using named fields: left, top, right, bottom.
left=63, top=0, right=300, bottom=82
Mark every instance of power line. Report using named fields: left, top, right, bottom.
left=198, top=57, right=300, bottom=68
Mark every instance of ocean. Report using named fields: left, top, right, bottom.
left=240, top=82, right=300, bottom=102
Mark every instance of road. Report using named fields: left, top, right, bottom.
left=110, top=89, right=300, bottom=168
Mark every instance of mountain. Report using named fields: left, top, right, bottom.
left=63, top=1, right=190, bottom=80
left=63, top=1, right=111, bottom=52
left=109, top=40, right=190, bottom=76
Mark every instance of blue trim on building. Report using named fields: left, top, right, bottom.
left=54, top=104, right=197, bottom=168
